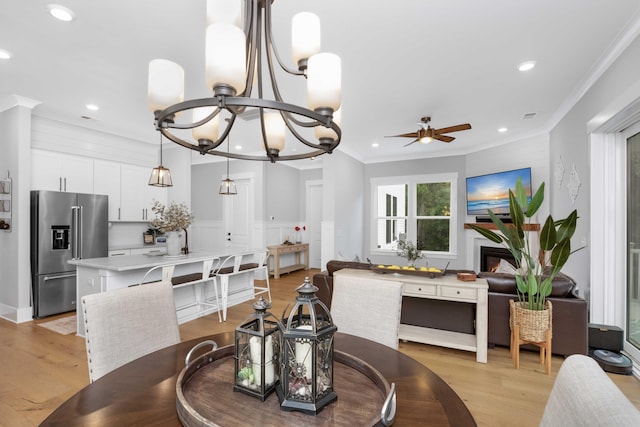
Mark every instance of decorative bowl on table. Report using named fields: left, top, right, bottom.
left=370, top=264, right=444, bottom=278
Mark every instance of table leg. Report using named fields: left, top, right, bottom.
left=273, top=251, right=280, bottom=279
left=475, top=287, right=488, bottom=363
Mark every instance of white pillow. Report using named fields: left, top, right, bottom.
left=494, top=258, right=518, bottom=275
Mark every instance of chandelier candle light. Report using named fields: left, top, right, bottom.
left=147, top=0, right=342, bottom=163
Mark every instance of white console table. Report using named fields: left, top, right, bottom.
left=334, top=269, right=489, bottom=363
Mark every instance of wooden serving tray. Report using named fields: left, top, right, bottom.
left=370, top=265, right=444, bottom=278
left=176, top=345, right=390, bottom=427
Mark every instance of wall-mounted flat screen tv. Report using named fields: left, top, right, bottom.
left=466, top=167, right=532, bottom=215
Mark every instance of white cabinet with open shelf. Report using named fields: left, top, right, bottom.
left=0, top=177, right=12, bottom=232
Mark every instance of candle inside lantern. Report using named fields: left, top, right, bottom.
left=295, top=325, right=313, bottom=378
left=249, top=335, right=275, bottom=386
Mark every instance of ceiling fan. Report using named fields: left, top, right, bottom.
left=387, top=116, right=472, bottom=146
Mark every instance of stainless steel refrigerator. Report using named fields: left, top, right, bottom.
left=30, top=191, right=108, bottom=318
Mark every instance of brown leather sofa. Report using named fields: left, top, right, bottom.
left=312, top=260, right=588, bottom=357
left=478, top=271, right=588, bottom=357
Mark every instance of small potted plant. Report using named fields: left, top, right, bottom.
left=468, top=178, right=578, bottom=343
left=396, top=239, right=424, bottom=267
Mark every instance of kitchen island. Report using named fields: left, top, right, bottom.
left=69, top=251, right=259, bottom=337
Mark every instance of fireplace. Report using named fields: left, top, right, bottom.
left=480, top=246, right=516, bottom=272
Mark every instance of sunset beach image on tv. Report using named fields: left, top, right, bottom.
left=466, top=167, right=532, bottom=215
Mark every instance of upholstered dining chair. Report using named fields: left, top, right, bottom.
left=330, top=274, right=403, bottom=350
left=81, top=281, right=181, bottom=382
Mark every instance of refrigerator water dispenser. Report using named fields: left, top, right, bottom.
left=52, top=225, right=69, bottom=250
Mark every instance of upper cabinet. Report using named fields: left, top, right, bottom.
left=32, top=150, right=94, bottom=193
left=97, top=162, right=167, bottom=222
left=120, top=165, right=149, bottom=221
left=33, top=150, right=167, bottom=223
left=94, top=160, right=122, bottom=221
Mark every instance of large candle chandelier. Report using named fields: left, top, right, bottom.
left=147, top=0, right=342, bottom=163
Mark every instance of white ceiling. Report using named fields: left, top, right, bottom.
left=2, top=0, right=640, bottom=167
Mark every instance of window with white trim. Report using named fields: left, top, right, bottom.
left=371, top=173, right=457, bottom=256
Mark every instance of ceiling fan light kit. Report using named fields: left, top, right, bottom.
left=387, top=116, right=471, bottom=147
left=147, top=0, right=342, bottom=163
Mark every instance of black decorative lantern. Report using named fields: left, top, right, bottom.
left=277, top=277, right=337, bottom=414
left=234, top=297, right=281, bottom=401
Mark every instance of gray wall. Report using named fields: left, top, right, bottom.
left=550, top=31, right=640, bottom=296
left=264, top=163, right=301, bottom=222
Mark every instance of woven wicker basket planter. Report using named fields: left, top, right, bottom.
left=510, top=300, right=553, bottom=343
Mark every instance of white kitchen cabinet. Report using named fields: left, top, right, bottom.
left=94, top=160, right=122, bottom=221
left=32, top=149, right=94, bottom=193
left=32, top=150, right=166, bottom=222
left=120, top=165, right=146, bottom=221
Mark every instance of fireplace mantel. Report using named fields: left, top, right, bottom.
left=464, top=223, right=540, bottom=231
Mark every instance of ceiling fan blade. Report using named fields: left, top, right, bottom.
left=434, top=123, right=472, bottom=134
left=403, top=139, right=419, bottom=147
left=385, top=132, right=419, bottom=138
left=434, top=134, right=455, bottom=143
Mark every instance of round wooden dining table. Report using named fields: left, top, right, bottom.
left=41, top=332, right=476, bottom=426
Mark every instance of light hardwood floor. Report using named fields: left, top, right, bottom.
left=2, top=269, right=640, bottom=426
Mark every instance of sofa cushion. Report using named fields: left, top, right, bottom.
left=479, top=271, right=576, bottom=297
left=479, top=272, right=518, bottom=293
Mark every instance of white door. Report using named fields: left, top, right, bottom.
left=223, top=176, right=253, bottom=252
left=306, top=180, right=323, bottom=269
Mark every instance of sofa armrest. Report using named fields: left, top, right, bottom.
left=312, top=272, right=333, bottom=308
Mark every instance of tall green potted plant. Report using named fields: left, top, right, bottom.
left=468, top=178, right=578, bottom=311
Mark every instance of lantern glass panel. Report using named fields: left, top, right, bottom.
left=234, top=299, right=281, bottom=401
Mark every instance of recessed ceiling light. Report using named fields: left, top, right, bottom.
left=0, top=49, right=11, bottom=59
left=234, top=145, right=243, bottom=151
left=48, top=4, right=75, bottom=22
left=518, top=61, right=536, bottom=72
left=498, top=127, right=508, bottom=133
left=372, top=142, right=379, bottom=148
left=86, top=104, right=99, bottom=111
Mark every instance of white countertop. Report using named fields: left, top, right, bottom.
left=108, top=244, right=166, bottom=251
left=68, top=251, right=231, bottom=272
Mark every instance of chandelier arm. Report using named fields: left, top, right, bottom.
left=281, top=111, right=327, bottom=128
left=156, top=97, right=223, bottom=130
left=218, top=149, right=330, bottom=161
left=239, top=0, right=259, bottom=101
left=263, top=0, right=304, bottom=77
left=283, top=119, right=334, bottom=151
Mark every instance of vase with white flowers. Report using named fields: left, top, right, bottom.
left=149, top=201, right=194, bottom=256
